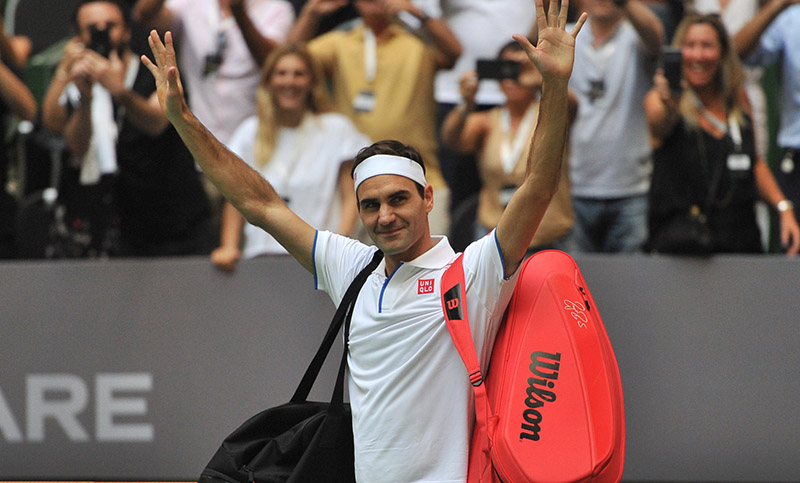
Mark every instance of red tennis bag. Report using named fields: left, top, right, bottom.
left=441, top=250, right=625, bottom=483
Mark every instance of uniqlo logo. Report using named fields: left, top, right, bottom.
left=418, top=279, right=435, bottom=294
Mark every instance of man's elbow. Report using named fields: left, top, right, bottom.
left=440, top=47, right=461, bottom=70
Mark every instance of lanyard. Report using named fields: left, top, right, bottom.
left=363, top=27, right=377, bottom=85
left=691, top=91, right=742, bottom=150
left=499, top=102, right=538, bottom=175
left=727, top=114, right=742, bottom=150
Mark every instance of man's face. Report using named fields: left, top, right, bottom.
left=76, top=1, right=130, bottom=52
left=578, top=0, right=622, bottom=21
left=356, top=174, right=433, bottom=260
left=354, top=0, right=389, bottom=23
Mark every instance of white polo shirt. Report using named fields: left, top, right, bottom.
left=314, top=230, right=518, bottom=483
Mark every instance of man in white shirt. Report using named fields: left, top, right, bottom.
left=142, top=0, right=586, bottom=479
left=567, top=0, right=663, bottom=253
left=133, top=0, right=294, bottom=144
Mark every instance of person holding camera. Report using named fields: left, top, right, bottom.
left=643, top=14, right=799, bottom=255
left=441, top=39, right=578, bottom=253
left=41, top=0, right=214, bottom=256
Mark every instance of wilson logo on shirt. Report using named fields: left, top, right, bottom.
left=418, top=279, right=435, bottom=294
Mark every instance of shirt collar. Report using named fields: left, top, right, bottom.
left=354, top=22, right=402, bottom=41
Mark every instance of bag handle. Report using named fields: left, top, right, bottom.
left=291, top=249, right=383, bottom=403
left=441, top=254, right=494, bottom=477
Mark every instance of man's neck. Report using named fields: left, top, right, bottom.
left=590, top=14, right=623, bottom=47
left=383, top=235, right=437, bottom=276
left=364, top=17, right=392, bottom=40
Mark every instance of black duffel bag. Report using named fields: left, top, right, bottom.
left=199, top=250, right=383, bottom=483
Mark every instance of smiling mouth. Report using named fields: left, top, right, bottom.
left=376, top=225, right=404, bottom=237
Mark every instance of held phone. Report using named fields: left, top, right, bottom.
left=662, top=46, right=683, bottom=93
left=476, top=59, right=521, bottom=81
left=88, top=25, right=111, bottom=58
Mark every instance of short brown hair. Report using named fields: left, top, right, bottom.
left=351, top=140, right=427, bottom=198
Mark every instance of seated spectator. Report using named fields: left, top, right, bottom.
left=643, top=14, right=799, bottom=255
left=288, top=0, right=462, bottom=238
left=0, top=19, right=37, bottom=259
left=211, top=44, right=368, bottom=271
left=41, top=0, right=214, bottom=257
left=442, top=40, right=577, bottom=253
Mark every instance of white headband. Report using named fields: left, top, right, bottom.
left=353, top=154, right=427, bottom=193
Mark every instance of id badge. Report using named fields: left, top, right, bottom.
left=781, top=151, right=795, bottom=174
left=727, top=153, right=751, bottom=172
left=353, top=90, right=376, bottom=113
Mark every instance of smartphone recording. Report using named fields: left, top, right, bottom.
left=661, top=46, right=682, bottom=93
left=476, top=59, right=521, bottom=81
left=88, top=25, right=112, bottom=58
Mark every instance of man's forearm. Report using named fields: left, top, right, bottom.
left=64, top=102, right=93, bottom=159
left=231, top=4, right=279, bottom=66
left=421, top=17, right=462, bottom=69
left=115, top=90, right=170, bottom=136
left=621, top=0, right=664, bottom=57
left=527, top=78, right=569, bottom=196
left=133, top=0, right=172, bottom=32
left=0, top=62, right=36, bottom=121
left=287, top=4, right=322, bottom=43
left=169, top=106, right=283, bottom=221
left=734, top=0, right=789, bottom=58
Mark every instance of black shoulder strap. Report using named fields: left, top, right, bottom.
left=291, top=249, right=383, bottom=403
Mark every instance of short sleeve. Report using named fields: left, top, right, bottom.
left=248, top=0, right=295, bottom=42
left=313, top=230, right=378, bottom=305
left=745, top=12, right=788, bottom=67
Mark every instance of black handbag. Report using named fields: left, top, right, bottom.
left=199, top=250, right=383, bottom=483
left=650, top=204, right=714, bottom=255
left=650, top=130, right=722, bottom=255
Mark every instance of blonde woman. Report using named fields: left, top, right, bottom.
left=644, top=14, right=799, bottom=255
left=212, top=44, right=369, bottom=271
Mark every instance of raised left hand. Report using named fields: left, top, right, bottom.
left=513, top=0, right=586, bottom=84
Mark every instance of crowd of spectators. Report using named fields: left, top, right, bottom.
left=0, top=0, right=798, bottom=262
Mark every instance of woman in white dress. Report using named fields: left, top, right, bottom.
left=211, top=43, right=370, bottom=271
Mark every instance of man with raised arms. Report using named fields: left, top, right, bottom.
left=142, top=0, right=586, bottom=480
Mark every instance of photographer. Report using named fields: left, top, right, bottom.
left=442, top=40, right=578, bottom=253
left=41, top=0, right=214, bottom=257
left=643, top=14, right=799, bottom=255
